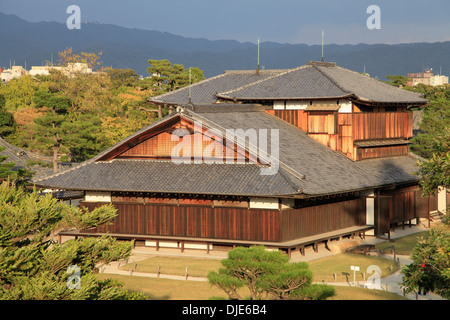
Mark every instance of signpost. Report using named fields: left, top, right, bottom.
left=350, top=265, right=360, bottom=286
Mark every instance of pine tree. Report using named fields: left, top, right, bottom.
left=207, top=246, right=335, bottom=300
left=0, top=182, right=144, bottom=300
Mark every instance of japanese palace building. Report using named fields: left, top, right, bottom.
left=34, top=61, right=448, bottom=255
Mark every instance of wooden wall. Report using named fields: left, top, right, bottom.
left=119, top=130, right=250, bottom=162
left=375, top=186, right=437, bottom=235
left=81, top=202, right=281, bottom=242
left=265, top=109, right=308, bottom=131
left=80, top=195, right=368, bottom=244
left=279, top=197, right=366, bottom=242
left=266, top=109, right=413, bottom=161
left=352, top=112, right=413, bottom=141
left=338, top=114, right=353, bottom=159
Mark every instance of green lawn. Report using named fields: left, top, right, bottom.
left=308, top=253, right=398, bottom=283
left=111, top=224, right=450, bottom=300
left=98, top=274, right=407, bottom=300
left=120, top=252, right=399, bottom=283
left=114, top=252, right=401, bottom=299
left=375, top=223, right=450, bottom=255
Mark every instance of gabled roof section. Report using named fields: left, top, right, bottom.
left=216, top=62, right=428, bottom=105
left=315, top=64, right=428, bottom=105
left=149, top=69, right=286, bottom=106
left=216, top=64, right=353, bottom=101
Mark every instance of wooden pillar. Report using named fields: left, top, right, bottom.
left=300, top=246, right=305, bottom=256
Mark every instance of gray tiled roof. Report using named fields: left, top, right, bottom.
left=216, top=65, right=351, bottom=101
left=149, top=69, right=286, bottom=105
left=33, top=104, right=421, bottom=197
left=315, top=65, right=427, bottom=104
left=33, top=160, right=299, bottom=197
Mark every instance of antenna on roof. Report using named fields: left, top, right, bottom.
left=256, top=37, right=261, bottom=75
left=321, top=30, right=324, bottom=62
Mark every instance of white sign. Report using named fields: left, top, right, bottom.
left=351, top=266, right=360, bottom=271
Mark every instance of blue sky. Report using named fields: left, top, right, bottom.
left=1, top=0, right=450, bottom=45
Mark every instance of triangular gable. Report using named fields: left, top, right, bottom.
left=96, top=115, right=259, bottom=164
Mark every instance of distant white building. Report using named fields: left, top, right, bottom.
left=1, top=66, right=26, bottom=83
left=1, top=62, right=95, bottom=83
left=29, top=65, right=62, bottom=76
left=408, top=69, right=449, bottom=86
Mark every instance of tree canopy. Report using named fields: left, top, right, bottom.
left=0, top=182, right=144, bottom=300
left=207, top=245, right=335, bottom=300
left=407, top=84, right=450, bottom=196
left=401, top=229, right=450, bottom=299
left=146, top=59, right=204, bottom=94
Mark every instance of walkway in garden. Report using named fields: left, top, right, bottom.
left=99, top=224, right=447, bottom=300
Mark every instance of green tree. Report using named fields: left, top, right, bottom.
left=0, top=75, right=37, bottom=112
left=401, top=229, right=450, bottom=299
left=207, top=246, right=335, bottom=300
left=0, top=146, right=15, bottom=181
left=385, top=75, right=411, bottom=87
left=107, top=68, right=140, bottom=89
left=0, top=94, right=16, bottom=137
left=0, top=146, right=32, bottom=185
left=32, top=90, right=71, bottom=172
left=146, top=59, right=204, bottom=94
left=0, top=182, right=144, bottom=300
left=409, top=85, right=450, bottom=196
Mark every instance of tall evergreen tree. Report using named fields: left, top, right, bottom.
left=0, top=182, right=144, bottom=300
left=33, top=90, right=71, bottom=172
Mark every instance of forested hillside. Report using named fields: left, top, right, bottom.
left=1, top=12, right=450, bottom=79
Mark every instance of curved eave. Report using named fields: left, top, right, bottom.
left=353, top=96, right=429, bottom=107
left=32, top=183, right=302, bottom=199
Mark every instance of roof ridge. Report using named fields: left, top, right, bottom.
left=223, top=69, right=289, bottom=75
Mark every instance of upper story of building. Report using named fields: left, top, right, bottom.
left=149, top=61, right=429, bottom=162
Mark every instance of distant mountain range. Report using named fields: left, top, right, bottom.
left=1, top=12, right=450, bottom=80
